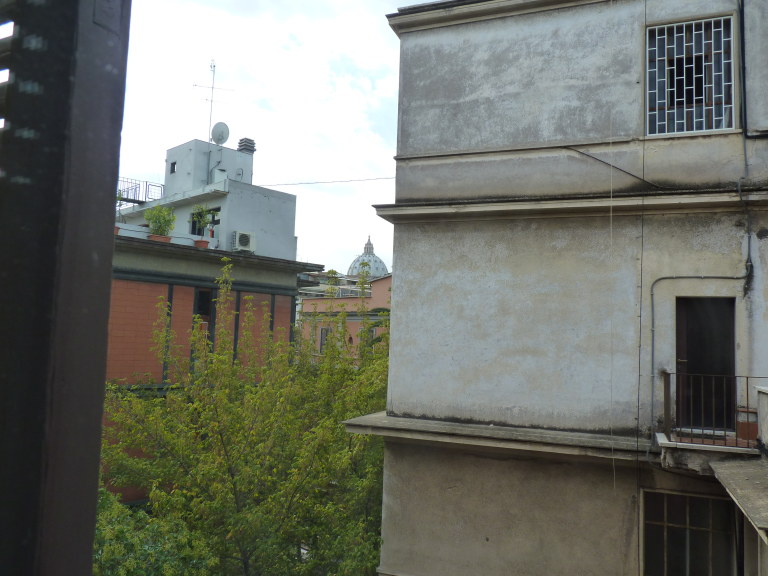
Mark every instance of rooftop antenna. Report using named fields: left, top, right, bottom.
left=192, top=60, right=233, bottom=143
left=207, top=60, right=215, bottom=143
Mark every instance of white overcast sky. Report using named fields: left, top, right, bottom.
left=119, top=1, right=403, bottom=273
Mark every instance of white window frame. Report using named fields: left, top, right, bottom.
left=646, top=17, right=735, bottom=135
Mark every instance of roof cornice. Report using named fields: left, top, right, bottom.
left=114, top=236, right=323, bottom=274
left=375, top=191, right=768, bottom=223
left=388, top=0, right=608, bottom=35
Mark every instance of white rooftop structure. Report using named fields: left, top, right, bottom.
left=116, top=134, right=298, bottom=261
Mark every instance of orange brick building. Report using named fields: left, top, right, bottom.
left=107, top=234, right=321, bottom=385
left=299, top=274, right=391, bottom=352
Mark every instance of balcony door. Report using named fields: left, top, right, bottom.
left=676, top=298, right=735, bottom=429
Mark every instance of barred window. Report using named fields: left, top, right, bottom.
left=644, top=491, right=736, bottom=576
left=647, top=17, right=734, bottom=135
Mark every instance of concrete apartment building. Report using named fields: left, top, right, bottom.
left=109, top=134, right=321, bottom=385
left=346, top=0, right=768, bottom=574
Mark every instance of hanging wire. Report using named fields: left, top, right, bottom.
left=255, top=176, right=394, bottom=187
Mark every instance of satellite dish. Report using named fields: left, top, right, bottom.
left=211, top=122, right=230, bottom=145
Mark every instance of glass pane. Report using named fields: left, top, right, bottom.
left=723, top=106, right=733, bottom=128
left=690, top=529, right=710, bottom=575
left=711, top=499, right=731, bottom=531
left=712, top=530, right=733, bottom=574
left=668, top=494, right=687, bottom=526
left=646, top=492, right=665, bottom=523
left=648, top=113, right=657, bottom=134
left=689, top=496, right=710, bottom=528
left=645, top=523, right=665, bottom=576
left=668, top=526, right=687, bottom=575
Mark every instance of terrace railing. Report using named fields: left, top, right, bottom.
left=662, top=371, right=763, bottom=449
left=116, top=177, right=163, bottom=208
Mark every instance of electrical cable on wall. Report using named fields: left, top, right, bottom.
left=256, top=176, right=395, bottom=187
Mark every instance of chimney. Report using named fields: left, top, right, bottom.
left=237, top=137, right=255, bottom=155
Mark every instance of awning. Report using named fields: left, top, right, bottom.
left=711, top=458, right=768, bottom=545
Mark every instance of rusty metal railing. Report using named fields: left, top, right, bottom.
left=116, top=177, right=163, bottom=208
left=662, top=371, right=764, bottom=449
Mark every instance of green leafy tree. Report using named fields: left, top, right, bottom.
left=99, top=262, right=387, bottom=575
left=93, top=486, right=218, bottom=576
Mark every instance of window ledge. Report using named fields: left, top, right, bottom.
left=388, top=0, right=605, bottom=35
left=346, top=411, right=655, bottom=460
left=655, top=432, right=759, bottom=455
left=643, top=128, right=742, bottom=141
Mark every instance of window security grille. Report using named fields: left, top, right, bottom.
left=647, top=17, right=734, bottom=135
left=644, top=491, right=735, bottom=576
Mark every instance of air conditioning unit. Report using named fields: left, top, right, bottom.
left=231, top=231, right=255, bottom=252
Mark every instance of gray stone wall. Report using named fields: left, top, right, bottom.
left=393, top=0, right=768, bottom=202
left=387, top=210, right=763, bottom=430
left=378, top=443, right=726, bottom=576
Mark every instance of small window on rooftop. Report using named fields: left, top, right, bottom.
left=169, top=161, right=176, bottom=174
left=191, top=207, right=219, bottom=237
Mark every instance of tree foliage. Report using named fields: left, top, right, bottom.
left=99, top=262, right=387, bottom=575
left=93, top=486, right=218, bottom=576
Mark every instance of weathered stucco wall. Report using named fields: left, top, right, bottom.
left=222, top=182, right=298, bottom=260
left=387, top=209, right=763, bottom=431
left=394, top=0, right=768, bottom=202
left=397, top=0, right=643, bottom=155
left=378, top=443, right=728, bottom=576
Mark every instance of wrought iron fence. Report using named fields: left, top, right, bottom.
left=662, top=371, right=763, bottom=448
left=116, top=177, right=163, bottom=208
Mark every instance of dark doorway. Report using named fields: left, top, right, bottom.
left=676, top=298, right=735, bottom=429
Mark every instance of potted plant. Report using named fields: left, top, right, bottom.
left=114, top=191, right=124, bottom=234
left=144, top=205, right=176, bottom=242
left=191, top=204, right=210, bottom=248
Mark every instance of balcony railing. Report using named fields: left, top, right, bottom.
left=662, top=371, right=764, bottom=449
left=116, top=177, right=163, bottom=208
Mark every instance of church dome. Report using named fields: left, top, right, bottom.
left=348, top=237, right=389, bottom=278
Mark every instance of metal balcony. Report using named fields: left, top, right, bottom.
left=116, top=177, right=163, bottom=207
left=662, top=371, right=763, bottom=449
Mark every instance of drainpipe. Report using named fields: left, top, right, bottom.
left=738, top=0, right=768, bottom=144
